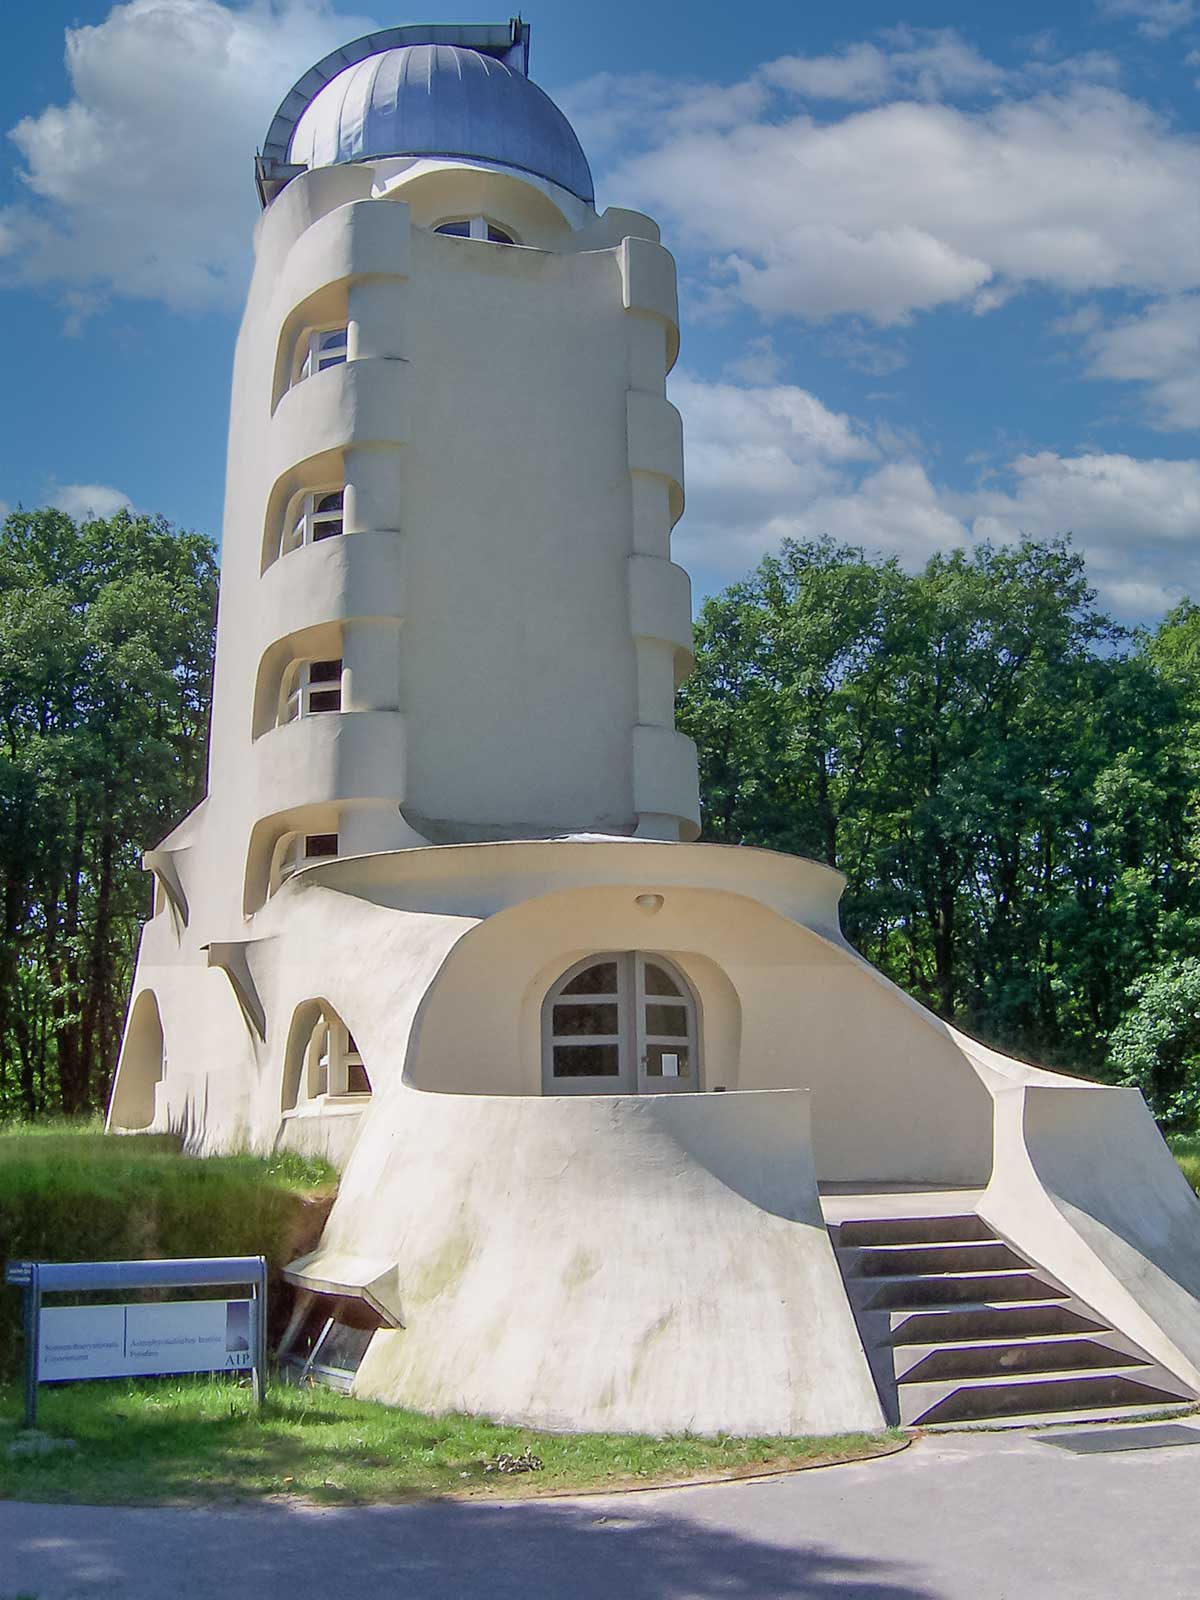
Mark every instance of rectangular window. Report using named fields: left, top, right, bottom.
left=305, top=659, right=342, bottom=715
left=552, top=1003, right=619, bottom=1037
left=304, top=833, right=338, bottom=858
left=553, top=1043, right=620, bottom=1078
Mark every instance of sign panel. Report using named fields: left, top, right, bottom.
left=4, top=1261, right=33, bottom=1286
left=38, top=1299, right=254, bottom=1383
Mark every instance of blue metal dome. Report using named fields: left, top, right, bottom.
left=284, top=41, right=594, bottom=204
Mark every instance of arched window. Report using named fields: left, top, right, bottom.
left=542, top=952, right=698, bottom=1096
left=283, top=1005, right=370, bottom=1112
left=282, top=490, right=343, bottom=557
left=433, top=217, right=517, bottom=245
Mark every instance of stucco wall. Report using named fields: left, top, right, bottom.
left=322, top=1082, right=886, bottom=1435
left=406, top=873, right=993, bottom=1185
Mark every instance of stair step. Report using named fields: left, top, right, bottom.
left=926, top=1401, right=1198, bottom=1431
left=838, top=1214, right=995, bottom=1248
left=888, top=1300, right=1107, bottom=1344
left=895, top=1335, right=1145, bottom=1383
left=851, top=1240, right=1025, bottom=1277
left=901, top=1368, right=1193, bottom=1427
left=866, top=1271, right=1065, bottom=1310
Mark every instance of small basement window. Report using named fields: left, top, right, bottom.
left=297, top=326, right=348, bottom=382
left=280, top=658, right=342, bottom=723
left=279, top=1294, right=384, bottom=1392
left=434, top=216, right=516, bottom=245
left=282, top=490, right=343, bottom=556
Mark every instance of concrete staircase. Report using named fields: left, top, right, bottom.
left=834, top=1212, right=1196, bottom=1427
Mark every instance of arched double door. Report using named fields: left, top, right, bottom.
left=542, top=952, right=699, bottom=1095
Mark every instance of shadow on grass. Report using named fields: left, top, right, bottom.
left=1, top=1493, right=943, bottom=1600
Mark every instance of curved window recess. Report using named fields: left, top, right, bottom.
left=283, top=1004, right=371, bottom=1111
left=279, top=657, right=342, bottom=725
left=281, top=488, right=344, bottom=558
left=295, top=325, right=348, bottom=385
left=433, top=216, right=517, bottom=245
left=542, top=952, right=699, bottom=1096
left=110, top=990, right=166, bottom=1131
left=270, top=829, right=338, bottom=895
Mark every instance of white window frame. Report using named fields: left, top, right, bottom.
left=281, top=489, right=344, bottom=557
left=295, top=325, right=348, bottom=384
left=279, top=658, right=343, bottom=725
left=433, top=216, right=518, bottom=245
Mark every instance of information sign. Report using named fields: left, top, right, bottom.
left=39, top=1299, right=254, bottom=1382
left=3, top=1255, right=267, bottom=1428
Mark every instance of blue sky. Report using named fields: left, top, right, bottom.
left=2, top=0, right=1199, bottom=619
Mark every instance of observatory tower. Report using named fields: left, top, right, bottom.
left=110, top=21, right=1200, bottom=1436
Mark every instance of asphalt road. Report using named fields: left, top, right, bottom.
left=4, top=1421, right=1199, bottom=1599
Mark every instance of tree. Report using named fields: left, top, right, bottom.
left=1107, top=959, right=1200, bottom=1127
left=0, top=508, right=217, bottom=1115
left=679, top=536, right=1200, bottom=1079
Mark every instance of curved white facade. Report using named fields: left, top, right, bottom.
left=111, top=25, right=1200, bottom=1437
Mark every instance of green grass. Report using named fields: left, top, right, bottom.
left=0, top=1122, right=335, bottom=1380
left=1167, top=1133, right=1200, bottom=1195
left=0, top=1377, right=901, bottom=1506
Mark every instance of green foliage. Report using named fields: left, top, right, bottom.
left=0, top=1124, right=335, bottom=1380
left=1107, top=960, right=1200, bottom=1126
left=0, top=1377, right=897, bottom=1505
left=0, top=507, right=217, bottom=1116
left=680, top=536, right=1200, bottom=1077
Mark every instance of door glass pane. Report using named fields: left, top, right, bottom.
left=552, top=1003, right=618, bottom=1038
left=645, top=1003, right=688, bottom=1037
left=553, top=1043, right=620, bottom=1078
left=645, top=1044, right=690, bottom=1079
left=562, top=962, right=618, bottom=996
left=644, top=963, right=682, bottom=997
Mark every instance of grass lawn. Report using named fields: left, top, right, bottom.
left=0, top=1120, right=335, bottom=1379
left=1167, top=1133, right=1200, bottom=1194
left=0, top=1378, right=903, bottom=1505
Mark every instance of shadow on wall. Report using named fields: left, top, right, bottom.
left=7, top=1494, right=943, bottom=1600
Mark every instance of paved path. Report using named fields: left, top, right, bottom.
left=4, top=1422, right=1199, bottom=1599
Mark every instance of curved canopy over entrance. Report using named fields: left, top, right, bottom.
left=542, top=951, right=699, bottom=1095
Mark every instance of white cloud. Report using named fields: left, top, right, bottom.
left=1080, top=296, right=1200, bottom=430
left=1, top=0, right=376, bottom=312
left=600, top=74, right=1200, bottom=326
left=965, top=451, right=1200, bottom=614
left=762, top=28, right=1006, bottom=104
left=557, top=73, right=768, bottom=164
left=673, top=375, right=1200, bottom=618
left=722, top=336, right=785, bottom=385
left=1098, top=0, right=1198, bottom=38
left=49, top=483, right=135, bottom=519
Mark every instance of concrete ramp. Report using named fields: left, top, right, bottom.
left=294, top=1083, right=887, bottom=1436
